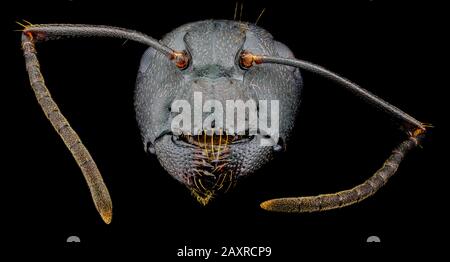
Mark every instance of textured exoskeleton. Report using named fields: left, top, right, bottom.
left=135, top=20, right=301, bottom=203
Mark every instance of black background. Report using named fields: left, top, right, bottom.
left=1, top=0, right=446, bottom=254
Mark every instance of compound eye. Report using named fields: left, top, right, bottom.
left=172, top=50, right=190, bottom=70
left=239, top=50, right=258, bottom=70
